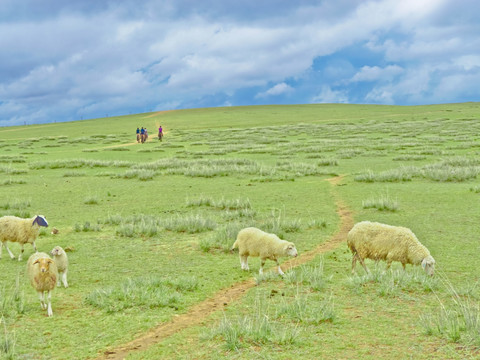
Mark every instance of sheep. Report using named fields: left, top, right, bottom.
left=26, top=252, right=58, bottom=317
left=50, top=246, right=68, bottom=288
left=231, top=227, right=298, bottom=275
left=347, top=221, right=435, bottom=276
left=0, top=215, right=48, bottom=261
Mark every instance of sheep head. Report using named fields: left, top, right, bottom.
left=33, top=258, right=54, bottom=273
left=50, top=246, right=63, bottom=256
left=421, top=255, right=435, bottom=276
left=33, top=215, right=48, bottom=227
left=284, top=242, right=298, bottom=257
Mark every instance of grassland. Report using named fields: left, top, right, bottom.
left=0, top=103, right=479, bottom=359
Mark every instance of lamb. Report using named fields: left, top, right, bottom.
left=231, top=227, right=298, bottom=275
left=50, top=246, right=68, bottom=288
left=347, top=221, right=435, bottom=276
left=0, top=215, right=48, bottom=261
left=26, top=252, right=58, bottom=317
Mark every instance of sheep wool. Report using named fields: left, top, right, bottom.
left=0, top=215, right=48, bottom=261
left=347, top=221, right=435, bottom=276
left=231, top=227, right=298, bottom=275
left=50, top=246, right=69, bottom=288
left=27, top=252, right=58, bottom=317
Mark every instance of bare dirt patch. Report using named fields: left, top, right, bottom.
left=96, top=176, right=353, bottom=359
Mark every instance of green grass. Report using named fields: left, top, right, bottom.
left=84, top=275, right=198, bottom=313
left=1, top=103, right=480, bottom=359
left=362, top=193, right=399, bottom=211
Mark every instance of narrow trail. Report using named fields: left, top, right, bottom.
left=97, top=175, right=353, bottom=360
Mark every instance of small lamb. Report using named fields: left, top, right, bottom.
left=50, top=246, right=68, bottom=288
left=27, top=252, right=58, bottom=317
left=231, top=227, right=298, bottom=275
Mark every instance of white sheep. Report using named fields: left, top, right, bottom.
left=231, top=227, right=298, bottom=275
left=50, top=246, right=68, bottom=288
left=347, top=221, right=435, bottom=276
left=26, top=252, right=58, bottom=317
left=0, top=215, right=48, bottom=261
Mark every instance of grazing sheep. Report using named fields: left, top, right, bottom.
left=231, top=227, right=298, bottom=275
left=347, top=221, right=435, bottom=276
left=27, top=252, right=58, bottom=317
left=50, top=246, right=68, bottom=288
left=0, top=215, right=48, bottom=261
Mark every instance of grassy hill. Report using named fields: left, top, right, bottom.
left=0, top=103, right=479, bottom=359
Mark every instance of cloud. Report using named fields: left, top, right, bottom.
left=351, top=65, right=404, bottom=82
left=0, top=0, right=479, bottom=125
left=256, top=82, right=293, bottom=98
left=311, top=86, right=349, bottom=104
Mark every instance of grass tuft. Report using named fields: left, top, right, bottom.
left=362, top=193, right=399, bottom=211
left=420, top=277, right=480, bottom=345
left=84, top=275, right=198, bottom=313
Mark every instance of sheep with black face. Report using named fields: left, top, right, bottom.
left=0, top=215, right=48, bottom=261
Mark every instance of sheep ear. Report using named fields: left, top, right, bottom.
left=33, top=259, right=40, bottom=265
left=421, top=259, right=427, bottom=269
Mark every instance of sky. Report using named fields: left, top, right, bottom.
left=1, top=0, right=479, bottom=126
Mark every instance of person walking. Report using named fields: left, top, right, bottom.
left=136, top=127, right=140, bottom=143
left=158, top=125, right=163, bottom=141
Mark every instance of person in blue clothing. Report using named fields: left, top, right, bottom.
left=140, top=127, right=145, bottom=143
left=136, top=127, right=140, bottom=143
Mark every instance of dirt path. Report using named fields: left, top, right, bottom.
left=97, top=176, right=353, bottom=360
left=142, top=110, right=173, bottom=118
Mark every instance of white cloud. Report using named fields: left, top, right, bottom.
left=311, top=86, right=349, bottom=104
left=351, top=65, right=404, bottom=82
left=365, top=87, right=395, bottom=104
left=256, top=83, right=293, bottom=98
left=454, top=55, right=480, bottom=71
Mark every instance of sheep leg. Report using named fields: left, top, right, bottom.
left=62, top=271, right=69, bottom=288
left=259, top=259, right=266, bottom=275
left=357, top=255, right=369, bottom=274
left=240, top=255, right=249, bottom=270
left=17, top=244, right=25, bottom=261
left=38, top=292, right=46, bottom=310
left=275, top=259, right=285, bottom=276
left=46, top=291, right=53, bottom=317
left=351, top=254, right=358, bottom=274
left=1, top=242, right=16, bottom=260
left=32, top=241, right=38, bottom=252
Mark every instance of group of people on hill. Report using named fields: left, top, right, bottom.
left=136, top=125, right=163, bottom=143
left=136, top=127, right=148, bottom=143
